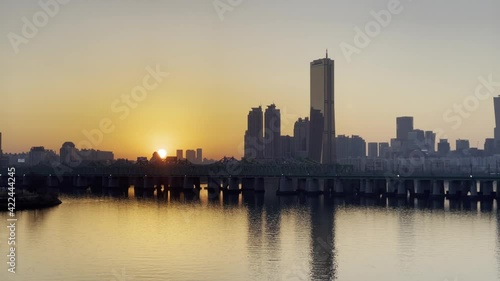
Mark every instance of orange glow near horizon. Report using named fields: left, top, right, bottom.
left=1, top=1, right=498, bottom=159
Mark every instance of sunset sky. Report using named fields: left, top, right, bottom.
left=1, top=0, right=499, bottom=160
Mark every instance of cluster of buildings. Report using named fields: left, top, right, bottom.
left=244, top=53, right=336, bottom=163
left=175, top=148, right=205, bottom=164
left=243, top=53, right=500, bottom=168
left=0, top=140, right=114, bottom=167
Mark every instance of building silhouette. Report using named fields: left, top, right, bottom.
left=30, top=146, right=46, bottom=166
left=186, top=149, right=196, bottom=163
left=437, top=139, right=450, bottom=157
left=379, top=142, right=390, bottom=158
left=484, top=138, right=496, bottom=156
left=176, top=149, right=183, bottom=160
left=309, top=52, right=336, bottom=164
left=264, top=104, right=281, bottom=159
left=280, top=135, right=294, bottom=159
left=456, top=139, right=470, bottom=155
left=367, top=142, right=378, bottom=158
left=336, top=135, right=366, bottom=160
left=60, top=142, right=113, bottom=164
left=396, top=116, right=413, bottom=140
left=244, top=106, right=264, bottom=159
left=424, top=131, right=436, bottom=152
left=60, top=142, right=77, bottom=164
left=293, top=117, right=310, bottom=159
left=196, top=148, right=202, bottom=163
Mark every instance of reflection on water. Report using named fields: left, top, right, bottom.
left=0, top=188, right=499, bottom=281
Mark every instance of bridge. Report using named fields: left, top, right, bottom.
left=2, top=160, right=499, bottom=199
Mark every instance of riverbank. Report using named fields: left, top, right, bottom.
left=1, top=192, right=62, bottom=211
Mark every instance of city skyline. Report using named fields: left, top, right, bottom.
left=1, top=0, right=499, bottom=160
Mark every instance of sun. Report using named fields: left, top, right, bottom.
left=157, top=149, right=167, bottom=159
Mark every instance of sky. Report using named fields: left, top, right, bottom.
left=1, top=0, right=499, bottom=160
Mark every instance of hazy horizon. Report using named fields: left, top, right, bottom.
left=1, top=0, right=500, bottom=160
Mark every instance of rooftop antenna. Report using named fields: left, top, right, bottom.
left=326, top=49, right=329, bottom=59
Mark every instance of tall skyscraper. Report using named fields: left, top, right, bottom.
left=396, top=116, right=414, bottom=140
left=309, top=52, right=336, bottom=164
left=0, top=132, right=3, bottom=158
left=264, top=104, right=281, bottom=159
left=494, top=96, right=500, bottom=141
left=244, top=106, right=263, bottom=159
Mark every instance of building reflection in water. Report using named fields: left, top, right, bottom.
left=497, top=201, right=500, bottom=280
left=244, top=192, right=283, bottom=280
left=397, top=207, right=416, bottom=274
left=308, top=196, right=336, bottom=280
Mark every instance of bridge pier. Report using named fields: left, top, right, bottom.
left=47, top=175, right=60, bottom=188
left=143, top=176, right=156, bottom=196
left=447, top=180, right=462, bottom=199
left=118, top=176, right=130, bottom=191
left=73, top=175, right=89, bottom=189
left=241, top=177, right=255, bottom=192
left=349, top=179, right=361, bottom=194
left=296, top=178, right=307, bottom=193
left=373, top=179, right=385, bottom=196
left=169, top=176, right=184, bottom=192
left=396, top=180, right=406, bottom=198
left=183, top=177, right=196, bottom=192
left=324, top=179, right=334, bottom=195
left=305, top=178, right=322, bottom=195
left=359, top=179, right=366, bottom=194
left=414, top=180, right=431, bottom=198
left=480, top=180, right=494, bottom=198
left=277, top=176, right=295, bottom=195
left=254, top=177, right=265, bottom=193
left=467, top=180, right=478, bottom=199
left=21, top=174, right=30, bottom=188
left=87, top=176, right=102, bottom=193
left=207, top=177, right=221, bottom=192
left=364, top=179, right=374, bottom=197
left=333, top=179, right=344, bottom=195
left=431, top=180, right=445, bottom=198
left=133, top=176, right=145, bottom=189
left=226, top=177, right=240, bottom=194
left=386, top=179, right=397, bottom=196
left=495, top=180, right=500, bottom=199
